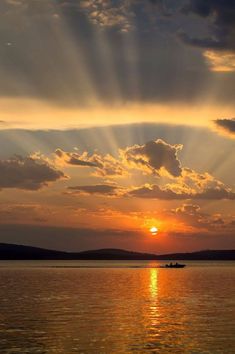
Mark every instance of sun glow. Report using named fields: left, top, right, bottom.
left=150, top=226, right=158, bottom=236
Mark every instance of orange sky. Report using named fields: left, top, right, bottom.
left=0, top=0, right=235, bottom=253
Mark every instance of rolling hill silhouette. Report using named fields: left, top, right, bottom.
left=0, top=243, right=234, bottom=260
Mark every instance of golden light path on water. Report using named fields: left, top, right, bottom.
left=150, top=267, right=158, bottom=299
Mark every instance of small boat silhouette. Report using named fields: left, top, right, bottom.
left=161, top=262, right=186, bottom=268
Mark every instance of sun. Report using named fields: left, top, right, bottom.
left=150, top=226, right=158, bottom=236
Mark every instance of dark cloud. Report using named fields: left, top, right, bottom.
left=128, top=184, right=187, bottom=199
left=122, top=139, right=182, bottom=177
left=55, top=149, right=97, bottom=167
left=214, top=118, right=235, bottom=136
left=195, top=187, right=235, bottom=200
left=68, top=157, right=96, bottom=166
left=0, top=0, right=214, bottom=105
left=181, top=0, right=235, bottom=50
left=0, top=155, right=65, bottom=190
left=179, top=32, right=225, bottom=50
left=0, top=0, right=235, bottom=107
left=68, top=184, right=120, bottom=196
left=127, top=184, right=235, bottom=200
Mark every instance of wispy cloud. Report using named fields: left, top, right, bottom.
left=67, top=184, right=122, bottom=196
left=55, top=148, right=127, bottom=177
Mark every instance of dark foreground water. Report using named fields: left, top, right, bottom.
left=0, top=261, right=234, bottom=353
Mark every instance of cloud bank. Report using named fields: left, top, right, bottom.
left=54, top=137, right=235, bottom=201
left=0, top=154, right=65, bottom=190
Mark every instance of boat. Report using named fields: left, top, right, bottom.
left=161, top=262, right=186, bottom=268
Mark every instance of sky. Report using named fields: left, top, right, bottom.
left=0, top=0, right=235, bottom=253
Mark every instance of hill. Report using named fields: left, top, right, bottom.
left=0, top=243, right=67, bottom=260
left=0, top=243, right=234, bottom=260
left=156, top=249, right=235, bottom=260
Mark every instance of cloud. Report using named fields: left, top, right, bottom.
left=127, top=183, right=235, bottom=200
left=171, top=203, right=228, bottom=232
left=79, top=0, right=133, bottom=32
left=121, top=139, right=183, bottom=177
left=127, top=184, right=187, bottom=199
left=195, top=187, right=235, bottom=200
left=214, top=118, right=235, bottom=136
left=170, top=167, right=234, bottom=196
left=0, top=203, right=48, bottom=223
left=180, top=1, right=235, bottom=72
left=55, top=149, right=97, bottom=167
left=78, top=0, right=173, bottom=32
left=175, top=204, right=201, bottom=215
left=181, top=0, right=235, bottom=51
left=55, top=148, right=127, bottom=177
left=90, top=154, right=127, bottom=178
left=64, top=160, right=235, bottom=200
left=203, top=50, right=235, bottom=72
left=67, top=184, right=121, bottom=196
left=179, top=32, right=224, bottom=51
left=1, top=0, right=235, bottom=111
left=172, top=203, right=208, bottom=228
left=0, top=154, right=66, bottom=190
left=57, top=139, right=183, bottom=179
left=0, top=0, right=219, bottom=108
left=55, top=137, right=235, bottom=202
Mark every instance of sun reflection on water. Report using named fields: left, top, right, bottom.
left=149, top=267, right=160, bottom=330
left=149, top=268, right=158, bottom=299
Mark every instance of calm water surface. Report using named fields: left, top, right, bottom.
left=0, top=261, right=234, bottom=353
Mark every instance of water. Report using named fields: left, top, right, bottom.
left=0, top=261, right=234, bottom=353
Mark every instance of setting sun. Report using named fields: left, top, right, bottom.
left=150, top=227, right=158, bottom=236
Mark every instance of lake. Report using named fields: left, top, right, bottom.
left=0, top=261, right=234, bottom=353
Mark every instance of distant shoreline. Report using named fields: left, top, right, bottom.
left=0, top=243, right=235, bottom=260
